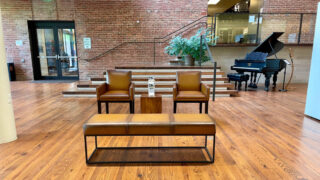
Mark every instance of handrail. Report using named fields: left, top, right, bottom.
left=155, top=16, right=208, bottom=40
left=84, top=16, right=208, bottom=62
left=200, top=35, right=217, bottom=101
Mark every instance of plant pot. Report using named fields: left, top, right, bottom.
left=184, top=55, right=195, bottom=66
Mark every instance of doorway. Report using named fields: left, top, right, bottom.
left=28, top=21, right=79, bottom=80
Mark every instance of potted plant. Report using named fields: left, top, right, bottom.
left=165, top=28, right=210, bottom=66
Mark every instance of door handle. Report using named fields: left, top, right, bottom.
left=57, top=55, right=78, bottom=59
left=37, top=55, right=58, bottom=59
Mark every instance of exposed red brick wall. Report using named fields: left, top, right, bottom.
left=263, top=0, right=319, bottom=13
left=0, top=0, right=207, bottom=80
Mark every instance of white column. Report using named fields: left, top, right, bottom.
left=0, top=9, right=17, bottom=144
left=305, top=3, right=320, bottom=120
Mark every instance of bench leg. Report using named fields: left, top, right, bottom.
left=199, top=103, right=202, bottom=113
left=95, top=136, right=98, bottom=148
left=105, top=102, right=109, bottom=114
left=84, top=135, right=88, bottom=163
left=205, top=101, right=209, bottom=114
left=173, top=101, right=177, bottom=113
left=212, top=135, right=216, bottom=163
left=98, top=101, right=101, bottom=114
left=235, top=81, right=237, bottom=89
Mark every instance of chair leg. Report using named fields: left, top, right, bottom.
left=173, top=101, right=177, bottom=113
left=129, top=101, right=133, bottom=114
left=132, top=100, right=135, bottom=113
left=205, top=101, right=209, bottom=114
left=235, top=81, right=237, bottom=89
left=199, top=102, right=202, bottom=113
left=105, top=102, right=109, bottom=114
left=98, top=101, right=101, bottom=114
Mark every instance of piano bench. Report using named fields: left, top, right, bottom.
left=227, top=73, right=250, bottom=91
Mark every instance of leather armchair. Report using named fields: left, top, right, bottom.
left=96, top=70, right=135, bottom=114
left=173, top=71, right=210, bottom=113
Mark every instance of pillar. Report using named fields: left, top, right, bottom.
left=0, top=8, right=17, bottom=144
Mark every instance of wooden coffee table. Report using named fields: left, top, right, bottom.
left=140, top=94, right=162, bottom=113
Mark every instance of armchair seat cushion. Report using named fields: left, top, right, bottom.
left=176, top=91, right=207, bottom=101
left=100, top=90, right=130, bottom=101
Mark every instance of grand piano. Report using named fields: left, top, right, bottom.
left=231, top=32, right=287, bottom=91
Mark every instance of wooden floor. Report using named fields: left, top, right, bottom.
left=1, top=82, right=320, bottom=179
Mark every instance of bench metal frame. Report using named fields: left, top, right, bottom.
left=84, top=134, right=215, bottom=164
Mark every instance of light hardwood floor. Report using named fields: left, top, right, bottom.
left=0, top=82, right=319, bottom=179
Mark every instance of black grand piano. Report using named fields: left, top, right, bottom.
left=231, top=32, right=287, bottom=91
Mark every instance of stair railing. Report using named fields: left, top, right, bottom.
left=83, top=16, right=208, bottom=63
left=200, top=34, right=217, bottom=101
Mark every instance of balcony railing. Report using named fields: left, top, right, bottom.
left=207, top=12, right=316, bottom=45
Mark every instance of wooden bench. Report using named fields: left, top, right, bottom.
left=83, top=114, right=216, bottom=164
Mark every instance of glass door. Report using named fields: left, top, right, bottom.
left=30, top=21, right=78, bottom=80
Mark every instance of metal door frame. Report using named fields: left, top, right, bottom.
left=28, top=20, right=79, bottom=80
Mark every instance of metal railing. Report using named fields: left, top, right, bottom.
left=200, top=35, right=217, bottom=101
left=84, top=16, right=208, bottom=62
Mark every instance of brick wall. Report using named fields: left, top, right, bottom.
left=0, top=0, right=207, bottom=80
left=263, top=0, right=319, bottom=13
left=1, top=0, right=319, bottom=81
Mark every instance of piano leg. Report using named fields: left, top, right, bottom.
left=252, top=72, right=258, bottom=88
left=238, top=81, right=242, bottom=90
left=248, top=72, right=257, bottom=88
left=273, top=72, right=278, bottom=89
left=264, top=73, right=272, bottom=91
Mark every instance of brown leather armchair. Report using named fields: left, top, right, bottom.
left=173, top=71, right=210, bottom=113
left=96, top=70, right=135, bottom=114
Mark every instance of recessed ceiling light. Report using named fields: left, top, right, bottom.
left=208, top=0, right=220, bottom=5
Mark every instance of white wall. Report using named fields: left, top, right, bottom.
left=305, top=3, right=320, bottom=120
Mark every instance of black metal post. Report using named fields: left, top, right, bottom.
left=298, top=13, right=304, bottom=44
left=256, top=13, right=261, bottom=44
left=153, top=39, right=156, bottom=65
left=212, top=62, right=217, bottom=101
left=279, top=63, right=288, bottom=92
left=211, top=16, right=213, bottom=42
left=213, top=15, right=217, bottom=43
left=200, top=35, right=203, bottom=66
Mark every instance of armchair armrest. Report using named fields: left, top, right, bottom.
left=96, top=83, right=108, bottom=100
left=129, top=83, right=135, bottom=100
left=173, top=83, right=178, bottom=101
left=201, top=83, right=210, bottom=100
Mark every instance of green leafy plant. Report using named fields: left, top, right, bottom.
left=165, top=28, right=212, bottom=63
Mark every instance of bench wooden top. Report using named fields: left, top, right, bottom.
left=83, top=114, right=215, bottom=135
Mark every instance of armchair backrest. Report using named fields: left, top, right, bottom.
left=176, top=71, right=201, bottom=91
left=107, top=70, right=132, bottom=91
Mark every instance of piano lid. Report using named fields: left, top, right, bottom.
left=251, top=32, right=284, bottom=57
